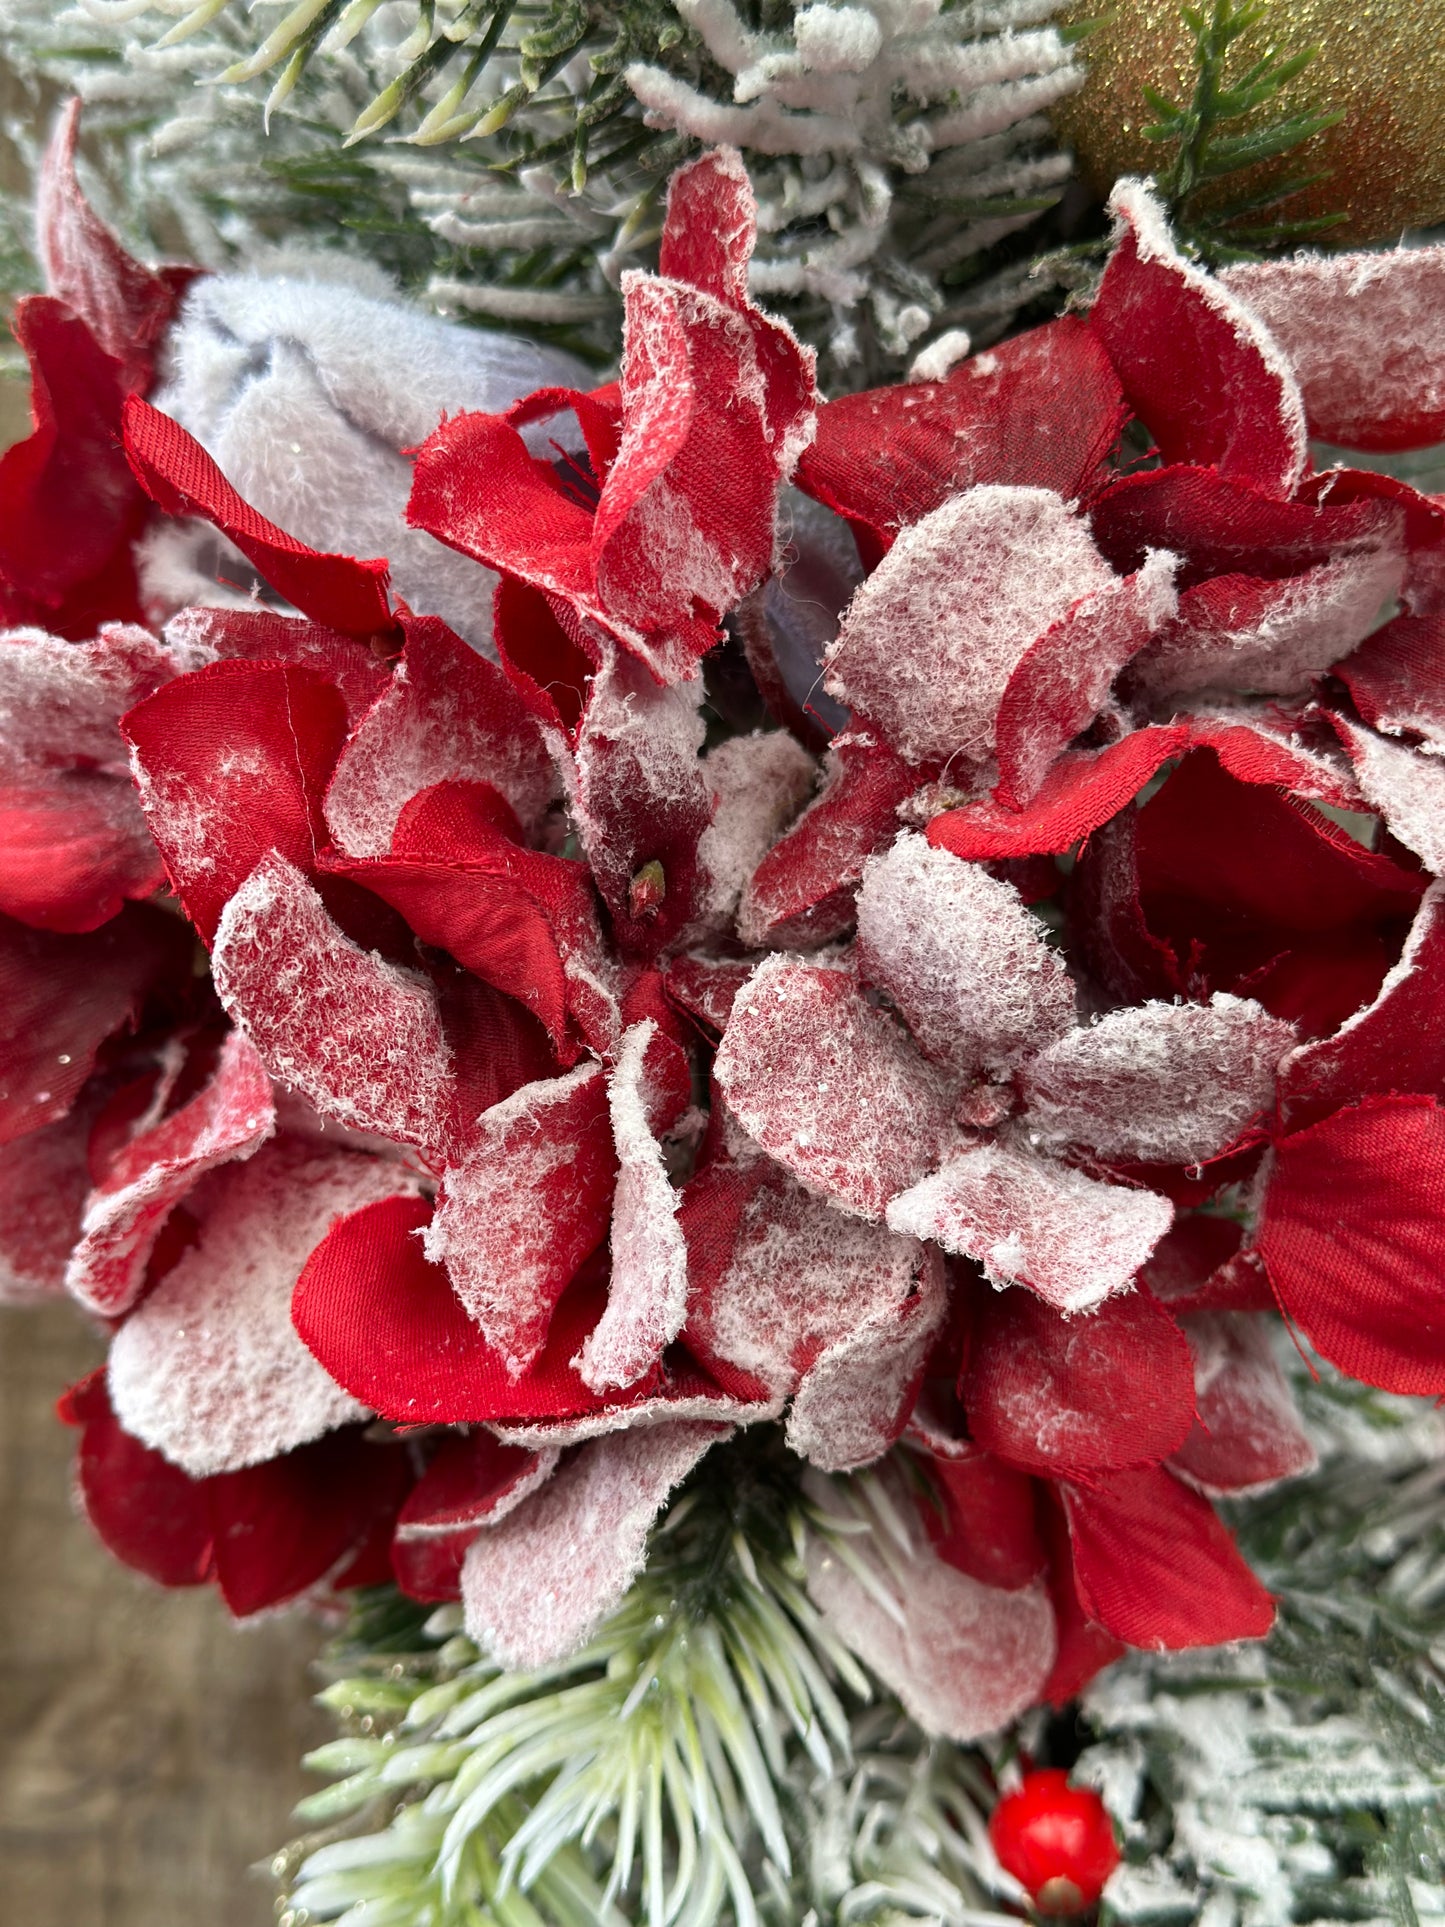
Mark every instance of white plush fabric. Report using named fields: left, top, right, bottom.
left=151, top=264, right=589, bottom=647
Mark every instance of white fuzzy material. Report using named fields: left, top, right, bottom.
left=886, top=1141, right=1174, bottom=1312
left=804, top=1463, right=1056, bottom=1741
left=154, top=270, right=587, bottom=647
left=107, top=1139, right=417, bottom=1477
left=715, top=954, right=953, bottom=1219
left=1334, top=717, right=1445, bottom=876
left=576, top=1023, right=691, bottom=1393
left=855, top=833, right=1075, bottom=1074
left=824, top=486, right=1115, bottom=768
left=1174, top=1312, right=1317, bottom=1497
left=212, top=853, right=454, bottom=1158
left=1022, top=994, right=1295, bottom=1165
left=693, top=729, right=817, bottom=928
left=1130, top=548, right=1405, bottom=704
left=460, top=1420, right=725, bottom=1668
left=1222, top=246, right=1445, bottom=453
left=426, top=1063, right=611, bottom=1375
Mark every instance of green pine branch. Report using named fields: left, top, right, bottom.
left=1140, top=0, right=1347, bottom=262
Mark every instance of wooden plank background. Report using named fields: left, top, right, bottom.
left=0, top=1301, right=327, bottom=1925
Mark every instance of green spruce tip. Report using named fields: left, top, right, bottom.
left=273, top=1434, right=1013, bottom=1927
left=1138, top=0, right=1348, bottom=263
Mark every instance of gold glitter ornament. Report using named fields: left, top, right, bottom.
left=1052, top=0, right=1445, bottom=249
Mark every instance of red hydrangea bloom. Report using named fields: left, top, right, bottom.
left=7, top=118, right=1445, bottom=1722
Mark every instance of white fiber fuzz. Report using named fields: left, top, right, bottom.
left=1023, top=994, right=1295, bottom=1165
left=1334, top=717, right=1445, bottom=877
left=1131, top=548, right=1405, bottom=704
left=577, top=1023, right=691, bottom=1393
left=427, top=1064, right=612, bottom=1375
left=461, top=1421, right=726, bottom=1668
left=716, top=955, right=953, bottom=1219
left=886, top=1142, right=1174, bottom=1312
left=155, top=270, right=587, bottom=646
left=107, top=1139, right=418, bottom=1477
left=804, top=1464, right=1056, bottom=1740
left=856, top=833, right=1075, bottom=1075
left=212, top=854, right=455, bottom=1158
left=824, top=486, right=1115, bottom=768
left=694, top=729, right=817, bottom=929
left=1222, top=246, right=1445, bottom=454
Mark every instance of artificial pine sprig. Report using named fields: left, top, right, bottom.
left=277, top=1440, right=1015, bottom=1927
left=1139, top=0, right=1346, bottom=261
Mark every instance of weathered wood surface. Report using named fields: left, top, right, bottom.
left=0, top=1302, right=326, bottom=1926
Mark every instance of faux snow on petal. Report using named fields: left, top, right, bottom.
left=1221, top=246, right=1445, bottom=453
left=1022, top=993, right=1293, bottom=1165
left=693, top=728, right=816, bottom=929
left=803, top=1465, right=1055, bottom=1741
left=0, top=622, right=174, bottom=768
left=855, top=833, right=1075, bottom=1076
left=576, top=1022, right=690, bottom=1392
left=786, top=1245, right=947, bottom=1471
left=715, top=955, right=952, bottom=1219
left=66, top=1030, right=276, bottom=1317
left=212, top=853, right=454, bottom=1159
left=426, top=1064, right=615, bottom=1375
left=1170, top=1312, right=1317, bottom=1495
left=1332, top=716, right=1445, bottom=876
left=323, top=615, right=556, bottom=856
left=886, top=1142, right=1173, bottom=1313
left=994, top=549, right=1179, bottom=806
left=1128, top=549, right=1405, bottom=703
left=824, top=486, right=1115, bottom=768
left=1092, top=181, right=1306, bottom=497
left=108, top=1138, right=419, bottom=1476
left=460, top=1420, right=724, bottom=1668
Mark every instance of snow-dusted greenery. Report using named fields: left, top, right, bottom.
left=277, top=1439, right=1021, bottom=1927
left=1081, top=1372, right=1445, bottom=1927
left=0, top=0, right=1079, bottom=374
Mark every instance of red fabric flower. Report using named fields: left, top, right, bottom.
left=6, top=136, right=1445, bottom=1724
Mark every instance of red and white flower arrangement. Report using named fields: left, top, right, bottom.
left=5, top=99, right=1445, bottom=1752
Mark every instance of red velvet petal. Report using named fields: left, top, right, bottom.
left=396, top=1430, right=551, bottom=1535
left=963, top=1288, right=1196, bottom=1483
left=122, top=395, right=395, bottom=638
left=1037, top=1487, right=1124, bottom=1705
left=164, top=604, right=388, bottom=724
left=205, top=1430, right=411, bottom=1618
left=739, top=737, right=915, bottom=948
left=1335, top=607, right=1445, bottom=746
left=914, top=1438, right=1046, bottom=1592
left=1141, top=1214, right=1267, bottom=1314
left=324, top=612, right=554, bottom=856
left=0, top=904, right=191, bottom=1146
left=1259, top=1094, right=1445, bottom=1394
left=426, top=1065, right=616, bottom=1374
left=65, top=1030, right=275, bottom=1316
left=211, top=853, right=455, bottom=1160
left=796, top=316, right=1127, bottom=548
left=1170, top=1311, right=1316, bottom=1494
left=662, top=952, right=754, bottom=1037
left=1280, top=882, right=1445, bottom=1132
left=37, top=99, right=191, bottom=393
left=1063, top=1465, right=1275, bottom=1648
left=1090, top=463, right=1400, bottom=589
left=67, top=1369, right=213, bottom=1588
left=994, top=553, right=1178, bottom=807
left=928, top=727, right=1187, bottom=862
left=490, top=576, right=598, bottom=740
left=293, top=1192, right=614, bottom=1425
left=1090, top=183, right=1305, bottom=495
left=1222, top=247, right=1445, bottom=453
left=0, top=775, right=165, bottom=934
left=323, top=780, right=599, bottom=1059
left=657, top=147, right=754, bottom=306
left=0, top=1098, right=95, bottom=1303
left=0, top=297, right=145, bottom=630
left=123, top=658, right=349, bottom=943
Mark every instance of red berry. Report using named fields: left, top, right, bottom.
left=989, top=1769, right=1120, bottom=1916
